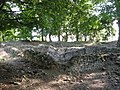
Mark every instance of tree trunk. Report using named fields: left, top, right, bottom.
left=30, top=30, right=33, bottom=41
left=89, top=35, right=93, bottom=41
left=65, top=32, right=68, bottom=42
left=1, top=31, right=5, bottom=41
left=2, top=34, right=5, bottom=41
left=49, top=33, right=52, bottom=42
left=117, top=20, right=120, bottom=46
left=41, top=28, right=44, bottom=42
left=84, top=35, right=87, bottom=42
left=58, top=30, right=60, bottom=41
left=76, top=29, right=79, bottom=41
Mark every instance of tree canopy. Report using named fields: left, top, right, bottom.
left=0, top=0, right=118, bottom=43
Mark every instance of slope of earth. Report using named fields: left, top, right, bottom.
left=0, top=41, right=120, bottom=90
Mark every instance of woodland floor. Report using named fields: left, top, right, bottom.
left=0, top=41, right=120, bottom=90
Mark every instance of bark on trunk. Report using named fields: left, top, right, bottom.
left=65, top=32, right=68, bottom=42
left=30, top=30, right=33, bottom=40
left=1, top=31, right=5, bottom=41
left=58, top=31, right=60, bottom=41
left=89, top=35, right=93, bottom=41
left=41, top=28, right=44, bottom=42
left=76, top=29, right=79, bottom=41
left=2, top=34, right=5, bottom=41
left=84, top=36, right=87, bottom=42
left=49, top=33, right=52, bottom=42
left=117, top=20, right=120, bottom=46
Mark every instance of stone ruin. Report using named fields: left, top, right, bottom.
left=22, top=44, right=120, bottom=69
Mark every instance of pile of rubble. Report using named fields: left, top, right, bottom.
left=22, top=44, right=120, bottom=69
left=0, top=41, right=120, bottom=89
left=1, top=41, right=120, bottom=70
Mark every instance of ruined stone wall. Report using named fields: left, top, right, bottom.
left=22, top=44, right=120, bottom=69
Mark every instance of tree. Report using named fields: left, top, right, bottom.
left=0, top=0, right=116, bottom=42
left=114, top=0, right=120, bottom=46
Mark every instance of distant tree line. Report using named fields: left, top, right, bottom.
left=0, top=0, right=120, bottom=45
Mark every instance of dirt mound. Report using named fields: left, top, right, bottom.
left=0, top=41, right=120, bottom=90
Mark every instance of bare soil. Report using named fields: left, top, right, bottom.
left=0, top=41, right=120, bottom=90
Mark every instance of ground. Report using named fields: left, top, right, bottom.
left=0, top=41, right=120, bottom=90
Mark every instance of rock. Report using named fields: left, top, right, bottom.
left=23, top=45, right=86, bottom=64
left=23, top=47, right=59, bottom=69
left=8, top=81, right=21, bottom=85
left=80, top=80, right=84, bottom=82
left=114, top=83, right=118, bottom=86
left=115, top=61, right=120, bottom=66
left=101, top=67, right=106, bottom=71
left=4, top=46, right=21, bottom=57
left=32, top=70, right=38, bottom=74
left=114, top=71, right=120, bottom=76
left=1, top=68, right=7, bottom=72
left=21, top=70, right=25, bottom=74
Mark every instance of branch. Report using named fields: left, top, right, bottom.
left=0, top=0, right=6, bottom=10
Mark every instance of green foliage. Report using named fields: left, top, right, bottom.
left=0, top=0, right=116, bottom=42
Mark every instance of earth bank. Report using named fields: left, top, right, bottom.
left=0, top=41, right=120, bottom=90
